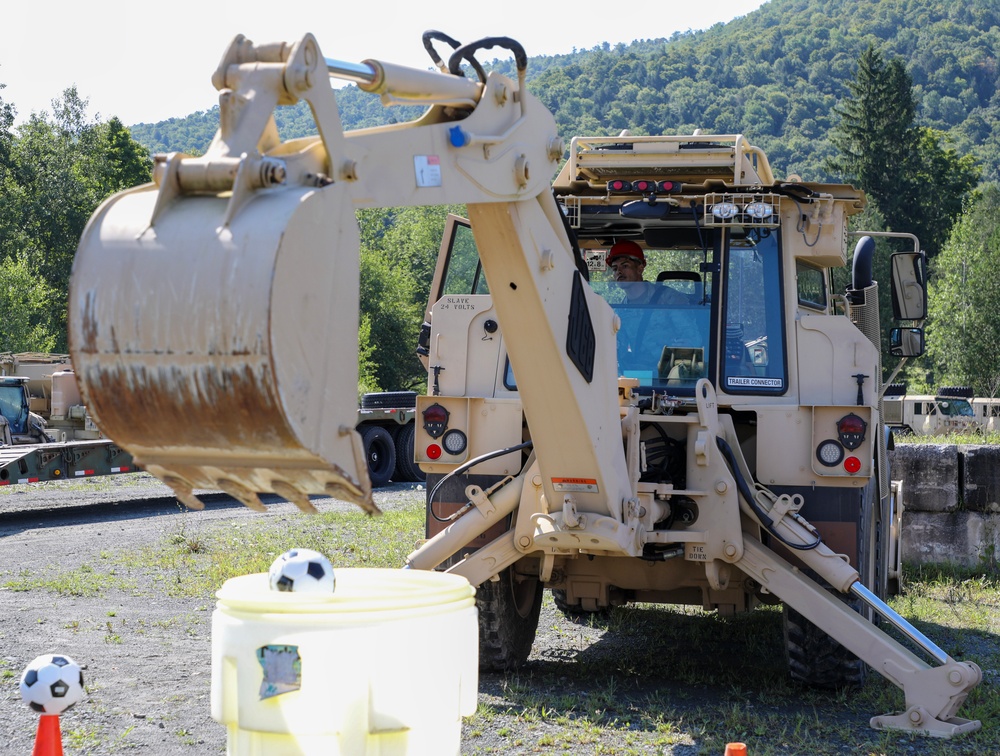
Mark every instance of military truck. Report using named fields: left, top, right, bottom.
left=882, top=384, right=979, bottom=436
left=66, top=32, right=980, bottom=737
left=0, top=354, right=136, bottom=485
left=356, top=391, right=424, bottom=486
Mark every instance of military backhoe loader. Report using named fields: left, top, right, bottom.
left=68, top=31, right=981, bottom=736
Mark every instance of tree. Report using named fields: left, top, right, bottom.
left=0, top=254, right=57, bottom=352
left=924, top=185, right=1000, bottom=394
left=827, top=46, right=918, bottom=232
left=0, top=88, right=152, bottom=349
left=827, top=46, right=979, bottom=257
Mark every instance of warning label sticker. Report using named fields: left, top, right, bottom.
left=414, top=155, right=442, bottom=187
left=552, top=477, right=599, bottom=493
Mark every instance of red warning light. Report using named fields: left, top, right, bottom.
left=657, top=180, right=683, bottom=193
left=633, top=179, right=656, bottom=193
left=607, top=179, right=633, bottom=193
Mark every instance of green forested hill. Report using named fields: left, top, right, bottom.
left=129, top=0, right=1000, bottom=182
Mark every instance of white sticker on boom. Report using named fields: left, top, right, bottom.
left=414, top=155, right=442, bottom=187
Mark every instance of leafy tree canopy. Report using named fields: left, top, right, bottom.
left=130, top=0, right=1000, bottom=184
left=0, top=87, right=152, bottom=350
left=925, top=184, right=1000, bottom=395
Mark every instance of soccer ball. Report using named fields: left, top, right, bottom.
left=268, top=548, right=335, bottom=593
left=20, top=654, right=85, bottom=714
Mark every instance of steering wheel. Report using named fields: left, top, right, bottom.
left=447, top=36, right=527, bottom=84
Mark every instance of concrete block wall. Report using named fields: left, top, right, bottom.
left=889, top=445, right=1000, bottom=569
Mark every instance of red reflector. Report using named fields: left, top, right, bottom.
left=607, top=179, right=632, bottom=192
left=426, top=444, right=442, bottom=460
left=844, top=456, right=862, bottom=474
left=633, top=179, right=655, bottom=193
left=657, top=180, right=682, bottom=193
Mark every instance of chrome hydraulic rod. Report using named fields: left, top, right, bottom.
left=850, top=581, right=949, bottom=666
left=325, top=58, right=378, bottom=86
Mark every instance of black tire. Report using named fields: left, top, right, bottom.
left=883, top=383, right=906, bottom=397
left=937, top=386, right=974, bottom=398
left=393, top=423, right=425, bottom=482
left=551, top=589, right=612, bottom=625
left=477, top=567, right=543, bottom=671
left=360, top=425, right=396, bottom=487
left=360, top=391, right=418, bottom=410
left=783, top=477, right=884, bottom=688
left=783, top=601, right=866, bottom=689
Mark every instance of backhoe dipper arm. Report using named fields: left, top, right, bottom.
left=717, top=428, right=981, bottom=737
left=68, top=33, right=632, bottom=522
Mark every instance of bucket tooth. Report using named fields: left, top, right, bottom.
left=272, top=480, right=318, bottom=514
left=162, top=475, right=205, bottom=511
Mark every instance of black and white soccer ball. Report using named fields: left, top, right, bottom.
left=268, top=548, right=336, bottom=593
left=20, top=654, right=85, bottom=714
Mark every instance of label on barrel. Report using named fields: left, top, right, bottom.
left=257, top=644, right=302, bottom=700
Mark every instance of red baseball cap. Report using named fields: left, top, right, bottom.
left=606, top=240, right=645, bottom=265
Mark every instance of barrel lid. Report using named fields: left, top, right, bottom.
left=216, top=567, right=475, bottom=614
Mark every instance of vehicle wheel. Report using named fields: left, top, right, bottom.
left=477, top=567, right=542, bottom=671
left=360, top=391, right=418, bottom=410
left=783, top=601, right=866, bottom=689
left=783, top=476, right=884, bottom=689
left=360, top=425, right=396, bottom=487
left=393, top=423, right=425, bottom=482
left=551, top=589, right=612, bottom=625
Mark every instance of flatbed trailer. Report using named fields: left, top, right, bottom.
left=0, top=439, right=137, bottom=486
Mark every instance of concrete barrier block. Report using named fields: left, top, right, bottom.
left=960, top=445, right=1000, bottom=514
left=889, top=445, right=960, bottom=513
left=901, top=510, right=1000, bottom=569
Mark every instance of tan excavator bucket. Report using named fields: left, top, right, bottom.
left=68, top=34, right=375, bottom=514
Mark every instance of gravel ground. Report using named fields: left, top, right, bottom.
left=0, top=475, right=724, bottom=755
left=0, top=474, right=978, bottom=755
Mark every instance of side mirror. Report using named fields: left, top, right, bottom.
left=890, top=251, right=927, bottom=321
left=890, top=327, right=925, bottom=357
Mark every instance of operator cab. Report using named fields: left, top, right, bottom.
left=586, top=225, right=787, bottom=397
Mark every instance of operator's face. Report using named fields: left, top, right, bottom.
left=609, top=256, right=645, bottom=283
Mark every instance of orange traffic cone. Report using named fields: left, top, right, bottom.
left=32, top=715, right=64, bottom=756
left=724, top=744, right=747, bottom=756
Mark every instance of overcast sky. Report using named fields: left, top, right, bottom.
left=2, top=0, right=767, bottom=126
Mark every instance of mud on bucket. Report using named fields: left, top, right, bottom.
left=68, top=174, right=375, bottom=512
left=211, top=568, right=478, bottom=756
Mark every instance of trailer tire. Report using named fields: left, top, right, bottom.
left=360, top=425, right=396, bottom=487
left=477, top=567, right=542, bottom=671
left=360, top=391, right=418, bottom=410
left=393, top=423, right=425, bottom=482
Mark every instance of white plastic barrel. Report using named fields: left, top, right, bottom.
left=211, top=568, right=478, bottom=756
left=50, top=370, right=82, bottom=418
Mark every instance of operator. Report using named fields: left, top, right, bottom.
left=606, top=240, right=682, bottom=305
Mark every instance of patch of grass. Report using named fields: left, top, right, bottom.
left=2, top=562, right=134, bottom=597
left=123, top=501, right=425, bottom=598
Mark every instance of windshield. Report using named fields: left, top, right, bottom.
left=0, top=384, right=28, bottom=434
left=937, top=398, right=974, bottom=417
left=593, top=248, right=714, bottom=393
